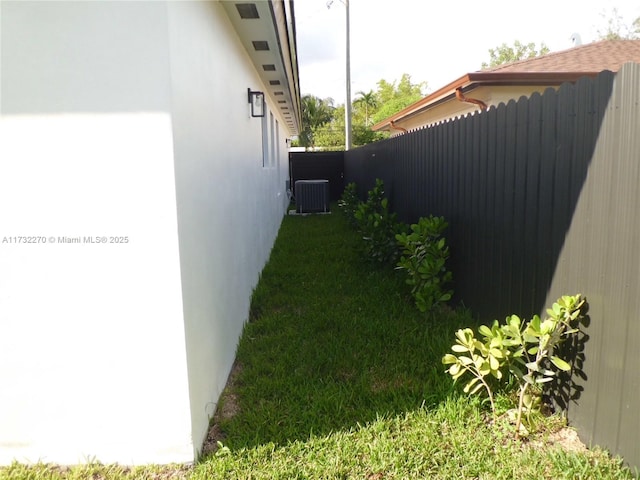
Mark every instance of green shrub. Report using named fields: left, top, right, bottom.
left=395, top=216, right=453, bottom=312
left=353, top=179, right=405, bottom=265
left=442, top=294, right=586, bottom=438
left=338, top=182, right=360, bottom=227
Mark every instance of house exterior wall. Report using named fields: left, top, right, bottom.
left=165, top=1, right=290, bottom=456
left=388, top=85, right=555, bottom=136
left=482, top=85, right=553, bottom=108
left=0, top=0, right=290, bottom=465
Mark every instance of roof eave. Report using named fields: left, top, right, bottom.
left=220, top=0, right=301, bottom=135
left=372, top=70, right=603, bottom=132
left=371, top=73, right=472, bottom=132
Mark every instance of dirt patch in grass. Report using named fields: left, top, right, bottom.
left=201, top=362, right=242, bottom=457
left=488, top=408, right=588, bottom=457
left=535, top=425, right=588, bottom=453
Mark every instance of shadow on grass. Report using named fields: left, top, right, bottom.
left=214, top=209, right=479, bottom=451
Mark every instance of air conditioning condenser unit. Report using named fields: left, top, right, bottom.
left=295, top=179, right=329, bottom=214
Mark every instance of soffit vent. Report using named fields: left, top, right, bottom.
left=236, top=3, right=259, bottom=19
left=252, top=40, right=269, bottom=51
left=269, top=80, right=281, bottom=85
left=262, top=64, right=276, bottom=71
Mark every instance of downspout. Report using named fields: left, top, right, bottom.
left=389, top=120, right=407, bottom=133
left=455, top=87, right=488, bottom=111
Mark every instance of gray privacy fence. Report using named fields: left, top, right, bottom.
left=345, top=71, right=614, bottom=319
left=344, top=64, right=640, bottom=470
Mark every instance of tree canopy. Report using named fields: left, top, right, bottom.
left=298, top=95, right=335, bottom=150
left=597, top=8, right=640, bottom=40
left=295, top=73, right=426, bottom=151
left=371, top=74, right=425, bottom=125
left=481, top=41, right=550, bottom=69
left=354, top=90, right=378, bottom=126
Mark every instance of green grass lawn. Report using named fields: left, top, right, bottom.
left=2, top=208, right=634, bottom=479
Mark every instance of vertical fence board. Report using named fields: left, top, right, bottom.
left=536, top=88, right=558, bottom=314
left=472, top=113, right=486, bottom=311
left=482, top=106, right=497, bottom=310
left=615, top=65, right=640, bottom=465
left=548, top=81, right=576, bottom=293
left=512, top=96, right=529, bottom=314
left=593, top=68, right=636, bottom=464
left=501, top=100, right=518, bottom=314
left=492, top=104, right=508, bottom=311
left=524, top=93, right=542, bottom=315
left=461, top=116, right=475, bottom=304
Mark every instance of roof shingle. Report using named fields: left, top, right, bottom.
left=483, top=40, right=640, bottom=74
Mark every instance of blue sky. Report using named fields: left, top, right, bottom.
left=294, top=0, right=640, bottom=104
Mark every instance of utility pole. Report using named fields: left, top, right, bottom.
left=328, top=0, right=352, bottom=151
left=345, top=0, right=352, bottom=151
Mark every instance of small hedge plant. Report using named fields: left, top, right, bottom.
left=352, top=179, right=405, bottom=265
left=395, top=215, right=453, bottom=312
left=442, top=294, right=586, bottom=438
left=339, top=181, right=453, bottom=312
left=338, top=182, right=359, bottom=228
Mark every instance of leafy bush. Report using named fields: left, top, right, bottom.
left=353, top=179, right=405, bottom=265
left=338, top=182, right=360, bottom=227
left=442, top=294, right=586, bottom=438
left=395, top=216, right=453, bottom=312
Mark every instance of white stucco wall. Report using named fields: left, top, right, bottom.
left=0, top=0, right=290, bottom=465
left=165, top=1, right=290, bottom=454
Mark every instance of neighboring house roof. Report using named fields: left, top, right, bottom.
left=486, top=39, right=640, bottom=73
left=221, top=0, right=302, bottom=134
left=373, top=40, right=640, bottom=134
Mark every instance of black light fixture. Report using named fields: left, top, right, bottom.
left=247, top=88, right=265, bottom=117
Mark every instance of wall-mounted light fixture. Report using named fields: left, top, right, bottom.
left=248, top=88, right=265, bottom=117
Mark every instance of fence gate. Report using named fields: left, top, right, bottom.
left=289, top=151, right=345, bottom=203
